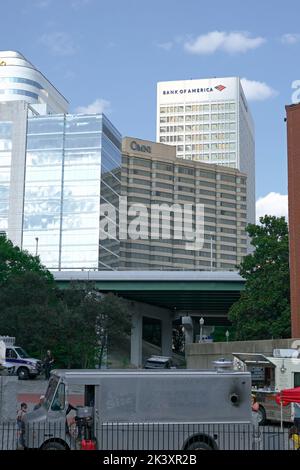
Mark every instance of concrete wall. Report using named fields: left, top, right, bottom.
left=186, top=338, right=300, bottom=369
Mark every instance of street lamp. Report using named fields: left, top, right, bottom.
left=209, top=233, right=213, bottom=271
left=225, top=330, right=230, bottom=343
left=35, top=237, right=39, bottom=256
left=199, top=317, right=204, bottom=343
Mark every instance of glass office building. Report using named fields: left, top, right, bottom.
left=0, top=51, right=68, bottom=114
left=22, top=113, right=121, bottom=270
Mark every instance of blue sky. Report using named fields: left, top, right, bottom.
left=2, top=0, right=300, bottom=219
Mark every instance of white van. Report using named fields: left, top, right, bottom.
left=0, top=336, right=42, bottom=379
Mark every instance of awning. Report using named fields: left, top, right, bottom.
left=232, top=353, right=275, bottom=367
left=276, top=387, right=300, bottom=406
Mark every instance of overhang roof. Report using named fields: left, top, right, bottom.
left=53, top=271, right=245, bottom=325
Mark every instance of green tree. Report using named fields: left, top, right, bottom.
left=58, top=285, right=132, bottom=368
left=0, top=271, right=61, bottom=358
left=0, top=235, right=52, bottom=285
left=228, top=215, right=291, bottom=340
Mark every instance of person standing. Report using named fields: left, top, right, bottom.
left=251, top=394, right=261, bottom=450
left=43, top=350, right=54, bottom=380
left=16, top=402, right=27, bottom=449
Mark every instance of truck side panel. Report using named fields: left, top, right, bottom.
left=97, top=374, right=252, bottom=423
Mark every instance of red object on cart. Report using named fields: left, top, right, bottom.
left=81, top=439, right=96, bottom=450
left=275, top=386, right=300, bottom=407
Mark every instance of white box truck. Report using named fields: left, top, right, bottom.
left=23, top=367, right=253, bottom=450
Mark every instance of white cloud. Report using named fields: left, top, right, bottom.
left=35, top=0, right=52, bottom=7
left=157, top=41, right=173, bottom=51
left=256, top=193, right=288, bottom=223
left=241, top=78, right=278, bottom=101
left=71, top=0, right=92, bottom=9
left=281, top=33, right=300, bottom=45
left=40, top=32, right=77, bottom=56
left=184, top=31, right=265, bottom=55
left=75, top=98, right=111, bottom=114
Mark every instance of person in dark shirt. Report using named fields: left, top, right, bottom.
left=43, top=350, right=54, bottom=380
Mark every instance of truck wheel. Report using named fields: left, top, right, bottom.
left=257, top=405, right=267, bottom=426
left=42, top=441, right=67, bottom=450
left=17, top=367, right=29, bottom=380
left=187, top=440, right=213, bottom=450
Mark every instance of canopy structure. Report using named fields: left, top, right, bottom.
left=275, top=387, right=300, bottom=406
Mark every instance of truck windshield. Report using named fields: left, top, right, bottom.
left=44, top=376, right=59, bottom=410
left=14, top=347, right=30, bottom=358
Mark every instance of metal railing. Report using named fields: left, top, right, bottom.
left=0, top=421, right=299, bottom=451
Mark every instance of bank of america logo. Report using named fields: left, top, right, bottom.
left=215, top=84, right=226, bottom=91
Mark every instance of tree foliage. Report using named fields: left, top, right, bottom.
left=57, top=285, right=131, bottom=368
left=0, top=236, right=132, bottom=368
left=0, top=271, right=62, bottom=358
left=0, top=235, right=52, bottom=285
left=228, top=215, right=290, bottom=340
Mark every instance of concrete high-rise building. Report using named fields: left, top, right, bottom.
left=286, top=103, right=300, bottom=337
left=156, top=77, right=255, bottom=228
left=121, top=137, right=248, bottom=271
left=0, top=51, right=68, bottom=114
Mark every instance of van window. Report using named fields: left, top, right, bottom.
left=44, top=376, right=59, bottom=410
left=51, top=383, right=66, bottom=411
left=14, top=347, right=30, bottom=358
left=6, top=348, right=17, bottom=359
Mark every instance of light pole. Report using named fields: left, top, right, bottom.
left=210, top=234, right=213, bottom=271
left=199, top=317, right=204, bottom=343
left=35, top=237, right=39, bottom=256
left=225, top=330, right=229, bottom=343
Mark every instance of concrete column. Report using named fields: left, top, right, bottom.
left=182, top=316, right=194, bottom=344
left=161, top=313, right=173, bottom=357
left=130, top=311, right=143, bottom=367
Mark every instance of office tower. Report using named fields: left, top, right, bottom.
left=0, top=50, right=68, bottom=114
left=22, top=113, right=121, bottom=270
left=156, top=77, right=255, bottom=227
left=0, top=101, right=30, bottom=246
left=121, top=137, right=247, bottom=270
left=286, top=103, right=300, bottom=337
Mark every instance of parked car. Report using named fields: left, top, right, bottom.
left=143, top=355, right=175, bottom=369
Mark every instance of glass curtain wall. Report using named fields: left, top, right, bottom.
left=99, top=117, right=121, bottom=270
left=61, top=114, right=103, bottom=269
left=0, top=121, right=12, bottom=234
left=23, top=114, right=121, bottom=270
left=23, top=116, right=64, bottom=267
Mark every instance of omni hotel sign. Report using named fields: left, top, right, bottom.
left=130, top=140, right=151, bottom=154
